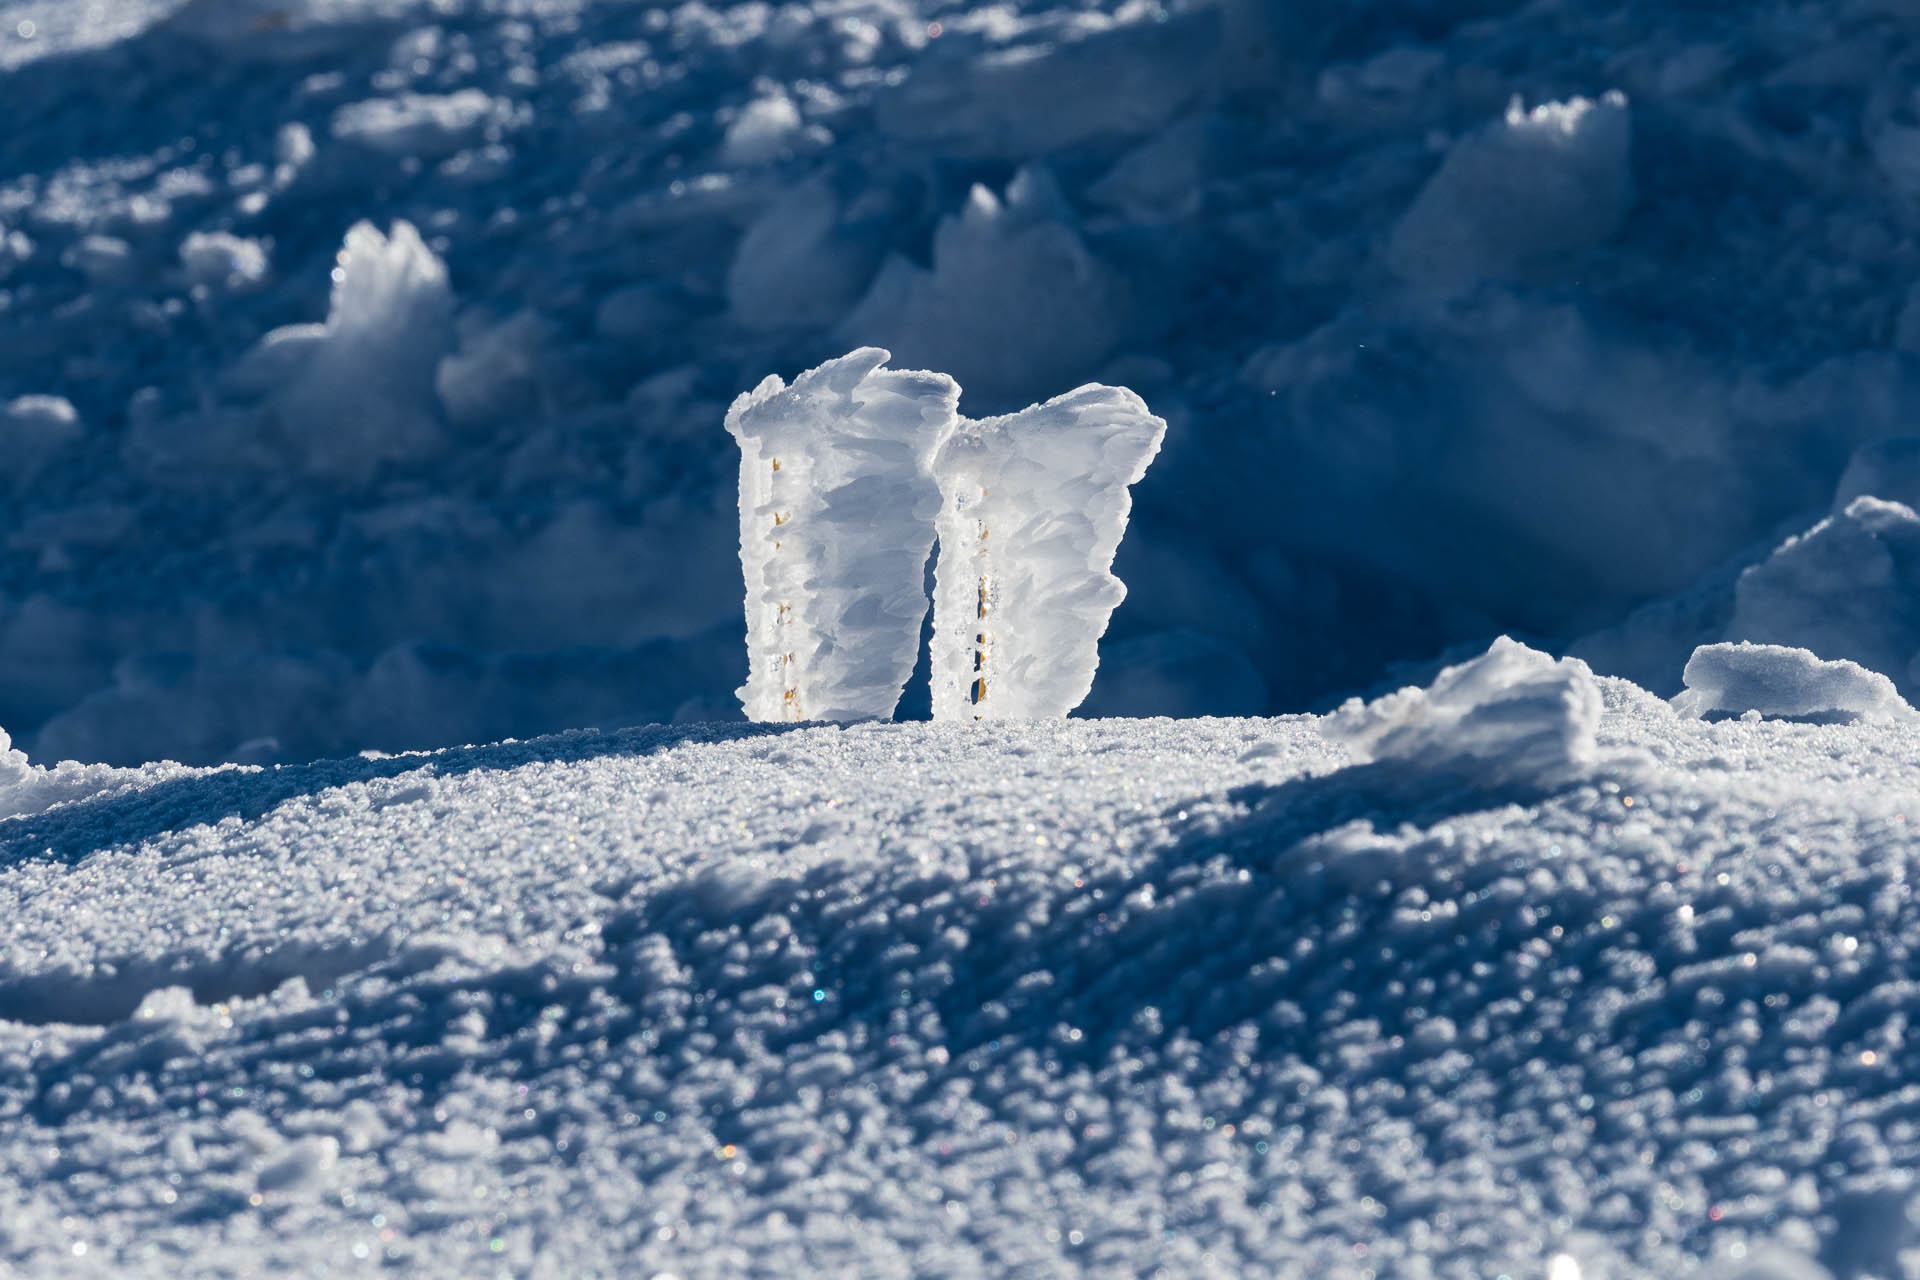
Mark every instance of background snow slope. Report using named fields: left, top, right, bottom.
left=14, top=0, right=1920, bottom=762
left=5, top=695, right=1920, bottom=1276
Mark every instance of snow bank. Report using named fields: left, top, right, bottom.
left=725, top=348, right=957, bottom=722
left=931, top=383, right=1165, bottom=719
left=1323, top=636, right=1605, bottom=789
left=1675, top=642, right=1914, bottom=723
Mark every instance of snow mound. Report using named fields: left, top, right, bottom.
left=1675, top=642, right=1914, bottom=723
left=725, top=348, right=958, bottom=722
left=931, top=384, right=1165, bottom=719
left=840, top=167, right=1125, bottom=405
left=1389, top=91, right=1633, bottom=295
left=178, top=230, right=269, bottom=293
left=1, top=395, right=81, bottom=482
left=1729, top=496, right=1920, bottom=703
left=1323, top=636, right=1605, bottom=789
left=272, top=220, right=454, bottom=482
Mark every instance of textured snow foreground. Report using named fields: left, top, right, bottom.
left=6, top=663, right=1920, bottom=1278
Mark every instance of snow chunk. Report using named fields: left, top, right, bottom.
left=840, top=167, right=1125, bottom=404
left=331, top=90, right=504, bottom=157
left=1, top=395, right=82, bottom=481
left=720, top=93, right=816, bottom=167
left=930, top=384, right=1166, bottom=720
left=1675, top=643, right=1914, bottom=722
left=180, top=230, right=269, bottom=292
left=3, top=393, right=80, bottom=437
left=1729, top=496, right=1920, bottom=703
left=725, top=348, right=958, bottom=722
left=1389, top=91, right=1633, bottom=294
left=271, top=220, right=454, bottom=481
left=1324, top=637, right=1604, bottom=789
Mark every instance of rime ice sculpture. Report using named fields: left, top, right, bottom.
left=930, top=386, right=1166, bottom=720
left=726, top=348, right=958, bottom=722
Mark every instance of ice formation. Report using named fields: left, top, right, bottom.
left=930, top=384, right=1165, bottom=720
left=725, top=348, right=957, bottom=722
left=1674, top=642, right=1914, bottom=723
left=1323, top=636, right=1605, bottom=789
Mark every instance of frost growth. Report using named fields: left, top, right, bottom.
left=726, top=348, right=958, bottom=722
left=930, top=384, right=1165, bottom=720
left=1324, top=636, right=1603, bottom=789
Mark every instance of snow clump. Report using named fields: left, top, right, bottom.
left=1323, top=636, right=1604, bottom=789
left=1, top=395, right=81, bottom=483
left=1727, top=496, right=1920, bottom=703
left=267, top=220, right=454, bottom=482
left=1673, top=642, right=1914, bottom=723
left=931, top=384, right=1166, bottom=720
left=179, top=231, right=270, bottom=293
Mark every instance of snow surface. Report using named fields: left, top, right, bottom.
left=6, top=658, right=1920, bottom=1276
left=23, top=0, right=1920, bottom=762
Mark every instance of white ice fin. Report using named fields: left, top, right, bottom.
left=930, top=385, right=1166, bottom=720
left=725, top=348, right=958, bottom=722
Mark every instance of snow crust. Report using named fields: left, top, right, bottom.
left=725, top=348, right=956, bottom=722
left=6, top=693, right=1920, bottom=1276
left=930, top=383, right=1165, bottom=720
left=1675, top=642, right=1915, bottom=724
